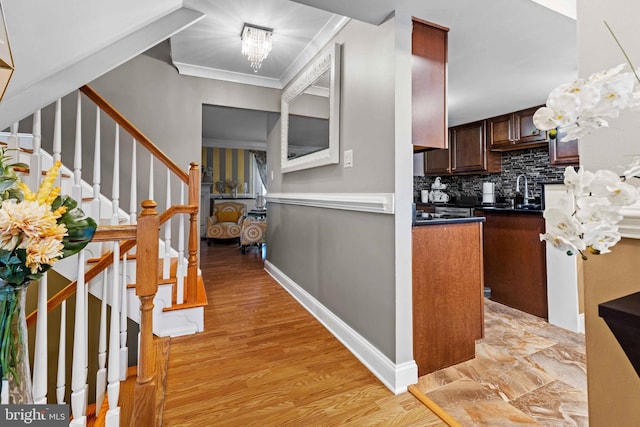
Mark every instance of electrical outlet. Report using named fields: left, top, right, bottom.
left=344, top=149, right=353, bottom=168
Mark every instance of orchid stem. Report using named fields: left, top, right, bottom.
left=604, top=21, right=640, bottom=84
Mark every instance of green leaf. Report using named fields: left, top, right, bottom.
left=57, top=195, right=97, bottom=258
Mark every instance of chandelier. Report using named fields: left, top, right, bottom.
left=241, top=23, right=273, bottom=73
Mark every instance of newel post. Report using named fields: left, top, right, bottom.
left=131, top=200, right=159, bottom=426
left=186, top=162, right=200, bottom=302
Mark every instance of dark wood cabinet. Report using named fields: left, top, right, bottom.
left=549, top=131, right=579, bottom=165
left=413, top=222, right=484, bottom=375
left=480, top=210, right=548, bottom=318
left=424, top=147, right=450, bottom=175
left=412, top=19, right=449, bottom=151
left=451, top=121, right=501, bottom=174
left=488, top=106, right=549, bottom=151
left=487, top=113, right=514, bottom=149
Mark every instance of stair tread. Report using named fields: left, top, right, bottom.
left=163, top=275, right=207, bottom=312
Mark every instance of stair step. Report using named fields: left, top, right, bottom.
left=12, top=165, right=72, bottom=178
left=163, top=275, right=207, bottom=312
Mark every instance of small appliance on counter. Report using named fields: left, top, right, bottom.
left=482, top=182, right=496, bottom=204
left=429, top=176, right=449, bottom=203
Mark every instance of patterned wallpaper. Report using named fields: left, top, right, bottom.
left=414, top=146, right=567, bottom=203
left=202, top=147, right=254, bottom=194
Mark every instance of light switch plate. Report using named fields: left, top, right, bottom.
left=344, top=149, right=353, bottom=168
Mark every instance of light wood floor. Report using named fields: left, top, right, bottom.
left=162, top=241, right=445, bottom=426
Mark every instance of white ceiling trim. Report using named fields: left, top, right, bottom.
left=174, top=61, right=284, bottom=88
left=279, top=15, right=350, bottom=88
left=530, top=0, right=576, bottom=20
left=174, top=15, right=350, bottom=90
left=202, top=137, right=267, bottom=150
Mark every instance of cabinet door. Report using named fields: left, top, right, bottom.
left=412, top=19, right=448, bottom=150
left=424, top=148, right=450, bottom=175
left=515, top=106, right=548, bottom=146
left=487, top=113, right=513, bottom=149
left=549, top=131, right=579, bottom=165
left=451, top=121, right=487, bottom=173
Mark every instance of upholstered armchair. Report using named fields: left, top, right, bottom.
left=240, top=216, right=267, bottom=254
left=206, top=202, right=246, bottom=244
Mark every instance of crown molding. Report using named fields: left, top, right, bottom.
left=173, top=15, right=350, bottom=90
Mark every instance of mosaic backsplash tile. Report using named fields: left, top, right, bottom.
left=414, top=147, right=567, bottom=203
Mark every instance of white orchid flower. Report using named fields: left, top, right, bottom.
left=582, top=223, right=622, bottom=254
left=533, top=93, right=580, bottom=131
left=563, top=166, right=594, bottom=194
left=606, top=181, right=639, bottom=206
left=587, top=169, right=624, bottom=197
left=623, top=156, right=640, bottom=179
left=587, top=63, right=626, bottom=83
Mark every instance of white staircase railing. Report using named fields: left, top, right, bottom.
left=0, top=84, right=201, bottom=425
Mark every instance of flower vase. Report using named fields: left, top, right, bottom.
left=232, top=188, right=237, bottom=199
left=0, top=282, right=33, bottom=404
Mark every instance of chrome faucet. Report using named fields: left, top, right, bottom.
left=516, top=174, right=529, bottom=205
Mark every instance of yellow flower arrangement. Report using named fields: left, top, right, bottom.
left=0, top=149, right=96, bottom=399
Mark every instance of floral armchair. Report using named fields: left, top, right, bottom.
left=206, top=202, right=246, bottom=244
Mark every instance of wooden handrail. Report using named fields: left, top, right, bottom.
left=79, top=85, right=189, bottom=183
left=92, top=225, right=137, bottom=242
left=159, top=204, right=198, bottom=224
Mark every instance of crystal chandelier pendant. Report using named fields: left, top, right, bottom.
left=241, top=24, right=273, bottom=73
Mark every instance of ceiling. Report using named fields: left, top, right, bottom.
left=175, top=0, right=577, bottom=147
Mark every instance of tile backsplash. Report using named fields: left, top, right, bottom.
left=414, top=146, right=567, bottom=203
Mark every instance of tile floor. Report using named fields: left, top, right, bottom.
left=415, top=299, right=588, bottom=426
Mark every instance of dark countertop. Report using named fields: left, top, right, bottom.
left=475, top=206, right=544, bottom=215
left=417, top=202, right=544, bottom=215
left=413, top=216, right=486, bottom=226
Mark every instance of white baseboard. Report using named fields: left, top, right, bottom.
left=578, top=313, right=585, bottom=334
left=264, top=261, right=417, bottom=395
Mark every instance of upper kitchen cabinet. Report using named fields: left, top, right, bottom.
left=488, top=106, right=549, bottom=151
left=412, top=18, right=448, bottom=152
left=451, top=121, right=501, bottom=174
left=549, top=130, right=579, bottom=166
left=424, top=146, right=450, bottom=175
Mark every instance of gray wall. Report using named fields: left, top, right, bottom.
left=267, top=18, right=399, bottom=361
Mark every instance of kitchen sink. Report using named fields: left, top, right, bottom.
left=516, top=203, right=542, bottom=210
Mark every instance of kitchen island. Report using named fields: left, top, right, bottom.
left=412, top=216, right=485, bottom=376
left=475, top=207, right=547, bottom=319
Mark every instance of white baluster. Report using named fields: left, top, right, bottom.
left=70, top=251, right=87, bottom=426
left=30, top=110, right=42, bottom=190
left=32, top=276, right=48, bottom=404
left=148, top=153, right=154, bottom=201
left=56, top=301, right=67, bottom=404
left=120, top=254, right=128, bottom=381
left=53, top=98, right=62, bottom=163
left=106, top=242, right=121, bottom=426
left=163, top=169, right=171, bottom=280
left=112, top=124, right=120, bottom=226
left=7, top=122, right=18, bottom=149
left=95, top=272, right=108, bottom=415
left=72, top=91, right=83, bottom=203
left=92, top=106, right=101, bottom=223
left=177, top=183, right=185, bottom=304
left=129, top=140, right=137, bottom=225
